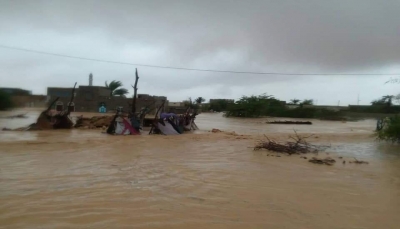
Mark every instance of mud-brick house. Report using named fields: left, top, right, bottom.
left=136, top=94, right=167, bottom=114
left=74, top=86, right=110, bottom=112
left=47, top=87, right=77, bottom=111
left=47, top=86, right=168, bottom=113
left=48, top=86, right=112, bottom=112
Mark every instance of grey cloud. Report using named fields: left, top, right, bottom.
left=0, top=0, right=399, bottom=105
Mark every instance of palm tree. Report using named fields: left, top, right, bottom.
left=371, top=99, right=385, bottom=106
left=290, top=99, right=300, bottom=105
left=195, top=97, right=205, bottom=104
left=105, top=80, right=128, bottom=97
left=301, top=99, right=314, bottom=105
left=184, top=97, right=196, bottom=109
left=382, top=95, right=395, bottom=106
left=395, top=94, right=400, bottom=105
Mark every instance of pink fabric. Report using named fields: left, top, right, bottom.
left=122, top=119, right=140, bottom=135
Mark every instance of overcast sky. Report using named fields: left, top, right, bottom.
left=1, top=0, right=399, bottom=105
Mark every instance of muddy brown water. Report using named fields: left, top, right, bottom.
left=0, top=110, right=399, bottom=228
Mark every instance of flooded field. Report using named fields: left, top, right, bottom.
left=0, top=110, right=399, bottom=228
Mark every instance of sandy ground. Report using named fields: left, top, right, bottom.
left=0, top=111, right=399, bottom=228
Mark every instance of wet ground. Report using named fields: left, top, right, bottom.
left=0, top=110, right=399, bottom=228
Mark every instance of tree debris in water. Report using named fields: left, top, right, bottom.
left=254, top=130, right=329, bottom=155
left=8, top=83, right=77, bottom=131
left=211, top=128, right=222, bottom=133
left=266, top=120, right=312, bottom=125
left=308, top=157, right=336, bottom=165
left=349, top=157, right=369, bottom=164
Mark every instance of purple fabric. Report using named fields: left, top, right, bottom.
left=160, top=113, right=178, bottom=119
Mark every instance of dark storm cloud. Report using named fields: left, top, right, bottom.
left=2, top=0, right=400, bottom=70
left=0, top=0, right=399, bottom=104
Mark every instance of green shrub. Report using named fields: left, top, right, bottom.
left=376, top=116, right=400, bottom=143
left=0, top=90, right=13, bottom=110
left=224, top=94, right=344, bottom=120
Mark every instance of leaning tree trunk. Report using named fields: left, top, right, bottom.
left=149, top=100, right=166, bottom=134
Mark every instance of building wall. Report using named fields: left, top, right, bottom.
left=0, top=87, right=32, bottom=96
left=135, top=96, right=167, bottom=114
left=11, top=95, right=47, bottom=108
left=286, top=104, right=300, bottom=109
left=47, top=87, right=73, bottom=98
left=74, top=86, right=111, bottom=111
left=167, top=107, right=188, bottom=114
left=47, top=86, right=167, bottom=113
left=74, top=93, right=167, bottom=114
left=169, top=102, right=183, bottom=107
left=47, top=87, right=75, bottom=109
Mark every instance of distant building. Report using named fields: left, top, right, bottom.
left=11, top=95, right=47, bottom=108
left=0, top=87, right=31, bottom=96
left=166, top=101, right=188, bottom=114
left=286, top=104, right=300, bottom=109
left=0, top=87, right=45, bottom=108
left=74, top=86, right=110, bottom=112
left=47, top=87, right=77, bottom=111
left=168, top=102, right=183, bottom=107
left=47, top=86, right=167, bottom=113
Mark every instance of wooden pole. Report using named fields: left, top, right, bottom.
left=131, top=68, right=139, bottom=116
left=149, top=100, right=165, bottom=134
left=46, top=97, right=60, bottom=112
left=67, top=82, right=77, bottom=114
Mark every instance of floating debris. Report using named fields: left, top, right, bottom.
left=308, top=157, right=336, bottom=166
left=254, top=130, right=329, bottom=155
left=350, top=157, right=369, bottom=164
left=211, top=128, right=222, bottom=133
left=266, top=120, right=312, bottom=125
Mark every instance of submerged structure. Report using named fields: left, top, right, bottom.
left=23, top=83, right=77, bottom=131
left=105, top=68, right=145, bottom=136
left=149, top=103, right=199, bottom=135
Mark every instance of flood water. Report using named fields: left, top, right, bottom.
left=0, top=110, right=399, bottom=228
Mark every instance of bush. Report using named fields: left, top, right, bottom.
left=201, top=104, right=210, bottom=112
left=0, top=90, right=13, bottom=110
left=209, top=100, right=231, bottom=112
left=225, top=94, right=285, bottom=117
left=376, top=116, right=400, bottom=143
left=225, top=94, right=345, bottom=120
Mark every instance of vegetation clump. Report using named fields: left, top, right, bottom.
left=224, top=94, right=344, bottom=120
left=0, top=90, right=13, bottom=111
left=376, top=116, right=400, bottom=143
